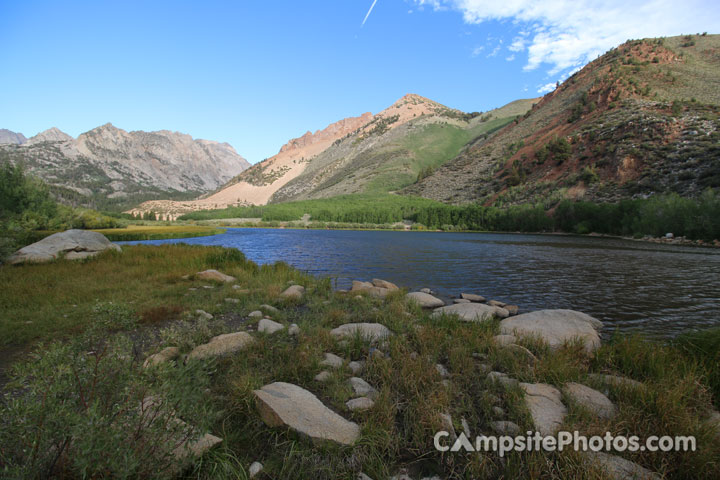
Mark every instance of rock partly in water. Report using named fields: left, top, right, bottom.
left=330, top=323, right=393, bottom=343
left=520, top=383, right=567, bottom=436
left=280, top=285, right=305, bottom=299
left=453, top=298, right=471, bottom=304
left=433, top=302, right=508, bottom=322
left=188, top=332, right=254, bottom=360
left=258, top=318, right=284, bottom=334
left=460, top=293, right=485, bottom=302
left=406, top=291, right=445, bottom=308
left=563, top=382, right=617, bottom=419
left=505, top=305, right=519, bottom=316
left=144, top=346, right=180, bottom=368
left=500, top=309, right=602, bottom=354
left=583, top=451, right=661, bottom=480
left=8, top=229, right=121, bottom=264
left=346, top=396, right=375, bottom=411
left=196, top=269, right=236, bottom=283
left=253, top=382, right=360, bottom=445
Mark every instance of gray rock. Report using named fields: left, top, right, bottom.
left=488, top=300, right=507, bottom=307
left=439, top=412, right=457, bottom=441
left=563, top=382, right=617, bottom=419
left=348, top=360, right=365, bottom=375
left=224, top=297, right=239, bottom=304
left=406, top=291, right=445, bottom=308
left=254, top=382, right=360, bottom=446
left=490, top=420, right=520, bottom=435
left=173, top=432, right=223, bottom=460
left=349, top=377, right=378, bottom=399
left=144, top=346, right=180, bottom=368
left=358, top=474, right=374, bottom=480
left=435, top=364, right=449, bottom=378
left=520, top=383, right=567, bottom=436
left=372, top=278, right=399, bottom=290
left=248, top=310, right=263, bottom=318
left=493, top=334, right=517, bottom=346
left=288, top=323, right=300, bottom=336
left=330, top=323, right=393, bottom=343
left=314, top=371, right=331, bottom=382
left=461, top=293, right=486, bottom=302
left=196, top=269, right=236, bottom=283
left=188, top=332, right=254, bottom=360
left=258, top=318, right=284, bottom=334
left=492, top=406, right=505, bottom=417
left=500, top=309, right=602, bottom=354
left=453, top=298, right=471, bottom=304
left=505, top=305, right=519, bottom=316
left=433, top=303, right=508, bottom=322
left=351, top=280, right=390, bottom=298
left=587, top=373, right=645, bottom=391
left=260, top=304, right=279, bottom=314
left=487, top=371, right=519, bottom=388
left=582, top=451, right=661, bottom=479
left=8, top=229, right=121, bottom=264
left=195, top=309, right=213, bottom=320
left=320, top=352, right=344, bottom=369
left=249, top=461, right=263, bottom=478
left=346, top=396, right=375, bottom=411
left=280, top=285, right=305, bottom=299
left=461, top=417, right=472, bottom=438
left=420, top=288, right=433, bottom=294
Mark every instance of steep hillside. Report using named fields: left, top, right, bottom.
left=133, top=94, right=534, bottom=218
left=405, top=34, right=720, bottom=205
left=0, top=124, right=250, bottom=210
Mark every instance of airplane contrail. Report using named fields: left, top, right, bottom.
left=361, top=0, right=379, bottom=27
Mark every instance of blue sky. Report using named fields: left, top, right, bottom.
left=2, top=1, right=719, bottom=163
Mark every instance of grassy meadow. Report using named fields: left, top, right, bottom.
left=1, top=244, right=719, bottom=479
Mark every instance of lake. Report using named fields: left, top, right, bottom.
left=123, top=228, right=720, bottom=338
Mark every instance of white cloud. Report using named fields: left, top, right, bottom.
left=414, top=0, right=720, bottom=73
left=537, top=82, right=557, bottom=94
left=487, top=45, right=501, bottom=57
left=471, top=45, right=485, bottom=56
left=506, top=54, right=515, bottom=61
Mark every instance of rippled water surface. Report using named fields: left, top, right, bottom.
left=125, top=228, right=720, bottom=338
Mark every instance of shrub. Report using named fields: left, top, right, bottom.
left=0, top=331, right=215, bottom=478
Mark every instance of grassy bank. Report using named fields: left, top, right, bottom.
left=179, top=191, right=720, bottom=242
left=1, top=245, right=719, bottom=479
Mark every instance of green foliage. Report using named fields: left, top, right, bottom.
left=0, top=329, right=215, bottom=478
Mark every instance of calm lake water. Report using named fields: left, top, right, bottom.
left=123, top=228, right=720, bottom=338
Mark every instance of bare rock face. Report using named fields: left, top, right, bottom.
left=0, top=128, right=27, bottom=144
left=563, top=382, right=617, bottom=419
left=7, top=229, right=121, bottom=264
left=406, top=292, right=445, bottom=308
left=254, top=382, right=360, bottom=445
left=433, top=302, right=508, bottom=321
left=520, top=382, right=567, bottom=436
left=500, top=309, right=602, bottom=354
left=330, top=323, right=393, bottom=343
left=27, top=127, right=73, bottom=144
left=188, top=332, right=254, bottom=360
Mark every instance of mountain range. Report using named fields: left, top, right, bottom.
left=3, top=34, right=718, bottom=218
left=0, top=125, right=250, bottom=210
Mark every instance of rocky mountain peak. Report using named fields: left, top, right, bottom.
left=278, top=112, right=373, bottom=154
left=27, top=127, right=73, bottom=144
left=0, top=129, right=27, bottom=145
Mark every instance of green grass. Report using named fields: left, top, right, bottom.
left=1, top=245, right=719, bottom=478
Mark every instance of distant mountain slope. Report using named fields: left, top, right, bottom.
left=132, top=94, right=534, bottom=218
left=0, top=124, right=250, bottom=211
left=0, top=129, right=26, bottom=145
left=405, top=34, right=720, bottom=205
